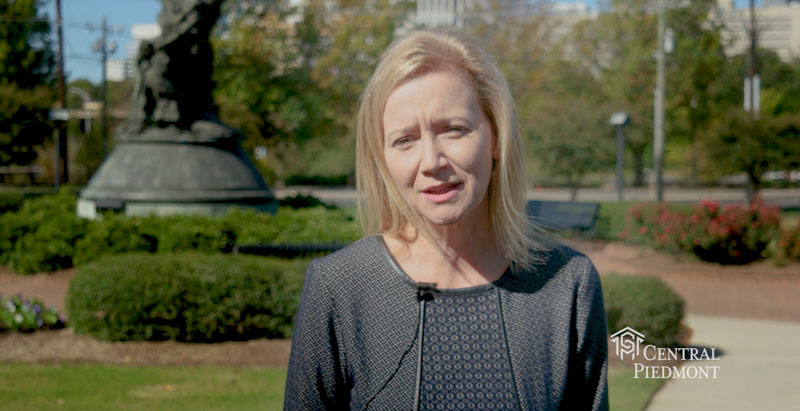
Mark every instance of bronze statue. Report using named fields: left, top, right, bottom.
left=78, top=0, right=275, bottom=219
left=122, top=0, right=232, bottom=139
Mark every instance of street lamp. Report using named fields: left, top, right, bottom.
left=49, top=108, right=70, bottom=189
left=69, top=87, right=92, bottom=134
left=609, top=112, right=630, bottom=202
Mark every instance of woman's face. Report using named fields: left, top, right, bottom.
left=382, top=68, right=497, bottom=228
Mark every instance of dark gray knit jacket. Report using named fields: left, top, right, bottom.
left=284, top=235, right=608, bottom=411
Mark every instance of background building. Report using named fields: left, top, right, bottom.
left=715, top=0, right=799, bottom=61
left=125, top=23, right=161, bottom=80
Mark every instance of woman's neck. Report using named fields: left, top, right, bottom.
left=384, top=212, right=509, bottom=289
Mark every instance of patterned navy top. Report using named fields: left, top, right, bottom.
left=419, top=281, right=519, bottom=410
left=284, top=235, right=609, bottom=411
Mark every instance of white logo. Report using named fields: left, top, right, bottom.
left=610, top=326, right=645, bottom=361
left=610, top=326, right=721, bottom=379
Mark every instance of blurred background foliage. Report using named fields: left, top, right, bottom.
left=1, top=0, right=799, bottom=193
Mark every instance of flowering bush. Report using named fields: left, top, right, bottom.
left=0, top=294, right=66, bottom=332
left=620, top=199, right=781, bottom=264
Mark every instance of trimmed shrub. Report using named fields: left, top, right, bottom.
left=0, top=191, right=25, bottom=214
left=593, top=202, right=637, bottom=240
left=225, top=206, right=361, bottom=246
left=66, top=253, right=307, bottom=342
left=284, top=173, right=348, bottom=186
left=2, top=191, right=358, bottom=272
left=602, top=273, right=684, bottom=348
left=0, top=189, right=86, bottom=274
left=138, top=215, right=237, bottom=254
left=73, top=214, right=158, bottom=265
left=0, top=293, right=65, bottom=332
left=278, top=193, right=335, bottom=210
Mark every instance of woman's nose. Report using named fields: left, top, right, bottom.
left=419, top=135, right=446, bottom=175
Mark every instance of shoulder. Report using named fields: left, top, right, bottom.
left=309, top=235, right=386, bottom=275
left=304, top=235, right=404, bottom=292
left=503, top=242, right=599, bottom=294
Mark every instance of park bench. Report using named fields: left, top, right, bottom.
left=526, top=200, right=600, bottom=235
left=0, top=165, right=42, bottom=185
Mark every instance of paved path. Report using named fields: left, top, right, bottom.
left=570, top=241, right=800, bottom=323
left=646, top=315, right=800, bottom=411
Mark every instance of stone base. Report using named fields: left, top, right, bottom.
left=78, top=131, right=276, bottom=219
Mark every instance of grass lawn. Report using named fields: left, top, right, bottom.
left=0, top=363, right=286, bottom=410
left=1, top=362, right=664, bottom=410
left=609, top=363, right=667, bottom=411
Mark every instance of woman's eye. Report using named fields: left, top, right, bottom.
left=445, top=126, right=467, bottom=134
left=392, top=136, right=415, bottom=148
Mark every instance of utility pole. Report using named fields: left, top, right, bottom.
left=743, top=0, right=759, bottom=203
left=92, top=17, right=116, bottom=158
left=653, top=0, right=666, bottom=203
left=745, top=0, right=759, bottom=118
left=55, top=0, right=68, bottom=183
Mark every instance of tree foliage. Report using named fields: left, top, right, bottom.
left=703, top=109, right=800, bottom=201
left=206, top=0, right=798, bottom=193
left=213, top=0, right=412, bottom=182
left=0, top=0, right=56, bottom=166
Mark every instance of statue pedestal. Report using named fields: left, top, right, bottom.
left=77, top=128, right=276, bottom=218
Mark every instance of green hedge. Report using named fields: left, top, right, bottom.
left=1, top=191, right=360, bottom=274
left=66, top=253, right=307, bottom=342
left=284, top=173, right=348, bottom=186
left=0, top=191, right=25, bottom=214
left=0, top=189, right=86, bottom=274
left=601, top=273, right=684, bottom=348
left=594, top=202, right=637, bottom=240
left=223, top=207, right=361, bottom=246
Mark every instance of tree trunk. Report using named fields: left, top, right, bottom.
left=632, top=147, right=645, bottom=187
left=745, top=169, right=760, bottom=204
left=569, top=185, right=578, bottom=202
left=690, top=138, right=697, bottom=187
left=568, top=174, right=579, bottom=202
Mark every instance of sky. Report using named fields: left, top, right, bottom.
left=51, top=0, right=762, bottom=84
left=57, top=0, right=161, bottom=84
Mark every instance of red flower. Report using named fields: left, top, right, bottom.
left=640, top=226, right=648, bottom=235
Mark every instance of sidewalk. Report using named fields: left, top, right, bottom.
left=646, top=315, right=800, bottom=411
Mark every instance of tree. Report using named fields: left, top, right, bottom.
left=0, top=0, right=56, bottom=167
left=559, top=0, right=657, bottom=187
left=594, top=0, right=657, bottom=187
left=665, top=0, right=727, bottom=186
left=703, top=109, right=800, bottom=202
left=523, top=56, right=614, bottom=199
left=213, top=0, right=411, bottom=181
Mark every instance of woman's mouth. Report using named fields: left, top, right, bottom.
left=421, top=182, right=462, bottom=203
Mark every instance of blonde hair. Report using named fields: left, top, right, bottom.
left=356, top=29, right=551, bottom=270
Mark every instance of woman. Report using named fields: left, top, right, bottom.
left=284, top=29, right=608, bottom=411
